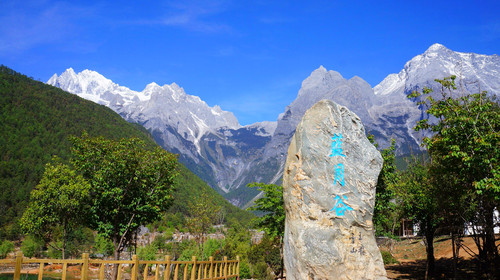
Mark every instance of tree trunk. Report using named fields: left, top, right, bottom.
left=424, top=221, right=435, bottom=280
left=451, top=230, right=461, bottom=280
left=111, top=238, right=120, bottom=280
left=483, top=205, right=498, bottom=279
left=62, top=222, right=67, bottom=260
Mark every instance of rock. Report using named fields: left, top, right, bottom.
left=283, top=100, right=387, bottom=280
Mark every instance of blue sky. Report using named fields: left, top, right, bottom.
left=1, top=0, right=499, bottom=125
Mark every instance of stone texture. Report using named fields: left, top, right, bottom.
left=283, top=100, right=387, bottom=280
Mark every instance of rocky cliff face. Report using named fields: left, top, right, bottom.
left=48, top=44, right=499, bottom=207
left=48, top=68, right=274, bottom=196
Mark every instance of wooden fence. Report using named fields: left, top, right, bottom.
left=0, top=252, right=239, bottom=280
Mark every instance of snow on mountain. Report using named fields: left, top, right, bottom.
left=375, top=43, right=500, bottom=99
left=371, top=43, right=500, bottom=152
left=47, top=43, right=500, bottom=207
left=48, top=68, right=145, bottom=106
left=264, top=65, right=377, bottom=161
left=47, top=68, right=240, bottom=153
left=47, top=68, right=272, bottom=202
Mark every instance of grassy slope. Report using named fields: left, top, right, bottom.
left=0, top=65, right=253, bottom=238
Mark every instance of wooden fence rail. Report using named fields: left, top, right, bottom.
left=0, top=252, right=240, bottom=280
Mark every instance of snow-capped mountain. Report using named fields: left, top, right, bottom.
left=375, top=43, right=500, bottom=99
left=48, top=43, right=499, bottom=207
left=370, top=43, right=500, bottom=152
left=48, top=68, right=273, bottom=199
left=49, top=68, right=240, bottom=158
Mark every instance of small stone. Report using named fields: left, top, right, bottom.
left=283, top=100, right=387, bottom=280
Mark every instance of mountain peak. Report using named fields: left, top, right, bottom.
left=300, top=66, right=344, bottom=92
left=425, top=43, right=449, bottom=53
left=65, top=67, right=76, bottom=75
left=316, top=65, right=327, bottom=72
left=144, top=82, right=160, bottom=90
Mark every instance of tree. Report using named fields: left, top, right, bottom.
left=248, top=183, right=285, bottom=239
left=20, top=159, right=91, bottom=259
left=69, top=132, right=178, bottom=277
left=186, top=190, right=221, bottom=259
left=390, top=157, right=441, bottom=279
left=248, top=183, right=285, bottom=278
left=409, top=76, right=500, bottom=276
left=370, top=138, right=401, bottom=238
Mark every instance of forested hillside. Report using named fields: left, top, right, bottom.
left=0, top=65, right=253, bottom=239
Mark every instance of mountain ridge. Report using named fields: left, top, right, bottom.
left=0, top=65, right=253, bottom=237
left=47, top=43, right=500, bottom=207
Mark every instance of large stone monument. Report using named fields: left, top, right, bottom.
left=283, top=100, right=387, bottom=280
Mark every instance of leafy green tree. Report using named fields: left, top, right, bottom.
left=69, top=133, right=178, bottom=278
left=248, top=183, right=285, bottom=238
left=248, top=183, right=285, bottom=278
left=409, top=76, right=500, bottom=275
left=390, top=157, right=441, bottom=278
left=186, top=190, right=221, bottom=258
left=20, top=159, right=91, bottom=259
left=370, top=138, right=401, bottom=237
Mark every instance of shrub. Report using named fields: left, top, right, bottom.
left=21, top=236, right=43, bottom=258
left=239, top=260, right=251, bottom=279
left=380, top=250, right=398, bottom=264
left=93, top=234, right=114, bottom=257
left=0, top=240, right=15, bottom=258
left=47, top=242, right=62, bottom=259
left=137, top=243, right=159, bottom=261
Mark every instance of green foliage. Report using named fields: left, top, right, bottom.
left=239, top=261, right=251, bottom=279
left=391, top=158, right=441, bottom=234
left=20, top=159, right=91, bottom=259
left=69, top=133, right=179, bottom=258
left=151, top=233, right=170, bottom=254
left=221, top=226, right=251, bottom=261
left=248, top=183, right=284, bottom=238
left=47, top=242, right=62, bottom=259
left=93, top=234, right=114, bottom=257
left=372, top=139, right=401, bottom=237
left=137, top=243, right=159, bottom=261
left=21, top=235, right=44, bottom=258
left=186, top=190, right=222, bottom=245
left=248, top=234, right=282, bottom=279
left=168, top=164, right=255, bottom=229
left=409, top=76, right=500, bottom=267
left=410, top=76, right=499, bottom=202
left=380, top=250, right=398, bottom=265
left=202, top=238, right=224, bottom=260
left=0, top=240, right=14, bottom=259
left=0, top=65, right=254, bottom=240
left=178, top=240, right=199, bottom=261
left=0, top=65, right=157, bottom=238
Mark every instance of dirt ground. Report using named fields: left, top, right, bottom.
left=381, top=235, right=500, bottom=279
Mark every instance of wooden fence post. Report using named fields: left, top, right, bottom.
left=223, top=256, right=228, bottom=280
left=164, top=255, right=171, bottom=280
left=62, top=263, right=68, bottom=280
left=38, top=260, right=44, bottom=280
left=131, top=254, right=139, bottom=280
left=82, top=253, right=89, bottom=280
left=209, top=256, right=213, bottom=279
left=236, top=256, right=240, bottom=278
left=190, top=256, right=197, bottom=280
left=13, top=251, right=22, bottom=280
